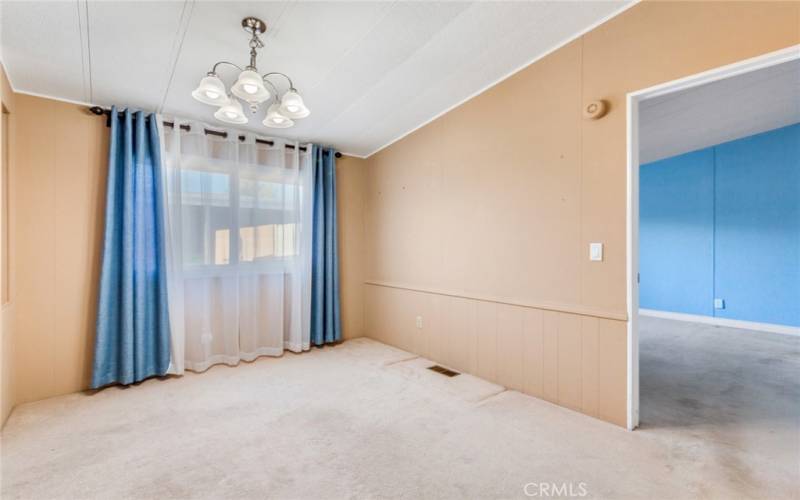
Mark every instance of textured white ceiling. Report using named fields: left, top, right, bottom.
left=1, top=1, right=634, bottom=157
left=640, top=59, right=800, bottom=164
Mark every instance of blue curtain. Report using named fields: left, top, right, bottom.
left=310, top=146, right=342, bottom=345
left=91, top=108, right=171, bottom=389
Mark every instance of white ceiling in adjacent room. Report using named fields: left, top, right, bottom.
left=640, top=58, right=800, bottom=164
left=1, top=1, right=633, bottom=157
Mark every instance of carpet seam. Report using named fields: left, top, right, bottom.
left=382, top=355, right=421, bottom=367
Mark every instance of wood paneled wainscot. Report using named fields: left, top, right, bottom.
left=364, top=282, right=627, bottom=426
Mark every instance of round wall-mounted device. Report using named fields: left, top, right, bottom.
left=583, top=100, right=609, bottom=120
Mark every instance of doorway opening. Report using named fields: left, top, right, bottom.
left=626, top=45, right=800, bottom=430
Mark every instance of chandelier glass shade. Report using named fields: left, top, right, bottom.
left=192, top=74, right=229, bottom=106
left=231, top=70, right=271, bottom=103
left=279, top=89, right=310, bottom=119
left=263, top=103, right=294, bottom=128
left=214, top=98, right=248, bottom=124
left=192, top=17, right=310, bottom=129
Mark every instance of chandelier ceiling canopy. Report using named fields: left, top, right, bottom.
left=192, top=17, right=310, bottom=129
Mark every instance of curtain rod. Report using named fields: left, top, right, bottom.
left=88, top=106, right=341, bottom=157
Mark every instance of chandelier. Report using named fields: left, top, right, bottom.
left=191, top=17, right=310, bottom=129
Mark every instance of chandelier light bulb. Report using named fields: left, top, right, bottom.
left=263, top=103, right=294, bottom=128
left=214, top=98, right=248, bottom=124
left=232, top=70, right=270, bottom=103
left=279, top=89, right=310, bottom=119
left=191, top=74, right=229, bottom=106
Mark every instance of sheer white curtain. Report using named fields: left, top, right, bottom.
left=159, top=119, right=313, bottom=373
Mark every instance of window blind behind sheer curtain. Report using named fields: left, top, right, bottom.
left=160, top=120, right=313, bottom=373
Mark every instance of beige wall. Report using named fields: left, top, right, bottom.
left=337, top=155, right=367, bottom=340
left=11, top=95, right=108, bottom=405
left=1, top=63, right=16, bottom=427
left=362, top=1, right=800, bottom=426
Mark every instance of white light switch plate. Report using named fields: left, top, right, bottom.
left=415, top=316, right=423, bottom=329
left=590, top=243, right=603, bottom=261
left=714, top=298, right=725, bottom=310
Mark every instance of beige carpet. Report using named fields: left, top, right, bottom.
left=2, top=327, right=798, bottom=499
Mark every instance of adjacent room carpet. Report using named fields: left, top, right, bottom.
left=2, top=320, right=797, bottom=499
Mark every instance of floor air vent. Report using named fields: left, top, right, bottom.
left=427, top=365, right=460, bottom=377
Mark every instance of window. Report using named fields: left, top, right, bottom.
left=240, top=178, right=296, bottom=209
left=239, top=223, right=297, bottom=261
left=176, top=167, right=301, bottom=271
left=178, top=169, right=232, bottom=267
left=214, top=229, right=230, bottom=265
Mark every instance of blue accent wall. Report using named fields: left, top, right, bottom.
left=640, top=123, right=800, bottom=327
left=640, top=149, right=715, bottom=316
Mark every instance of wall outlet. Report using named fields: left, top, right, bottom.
left=714, top=298, right=725, bottom=310
left=589, top=242, right=603, bottom=261
left=415, top=316, right=423, bottom=329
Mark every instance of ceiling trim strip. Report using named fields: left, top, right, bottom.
left=76, top=0, right=93, bottom=103
left=158, top=0, right=196, bottom=114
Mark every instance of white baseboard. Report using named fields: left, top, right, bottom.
left=639, top=309, right=800, bottom=337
